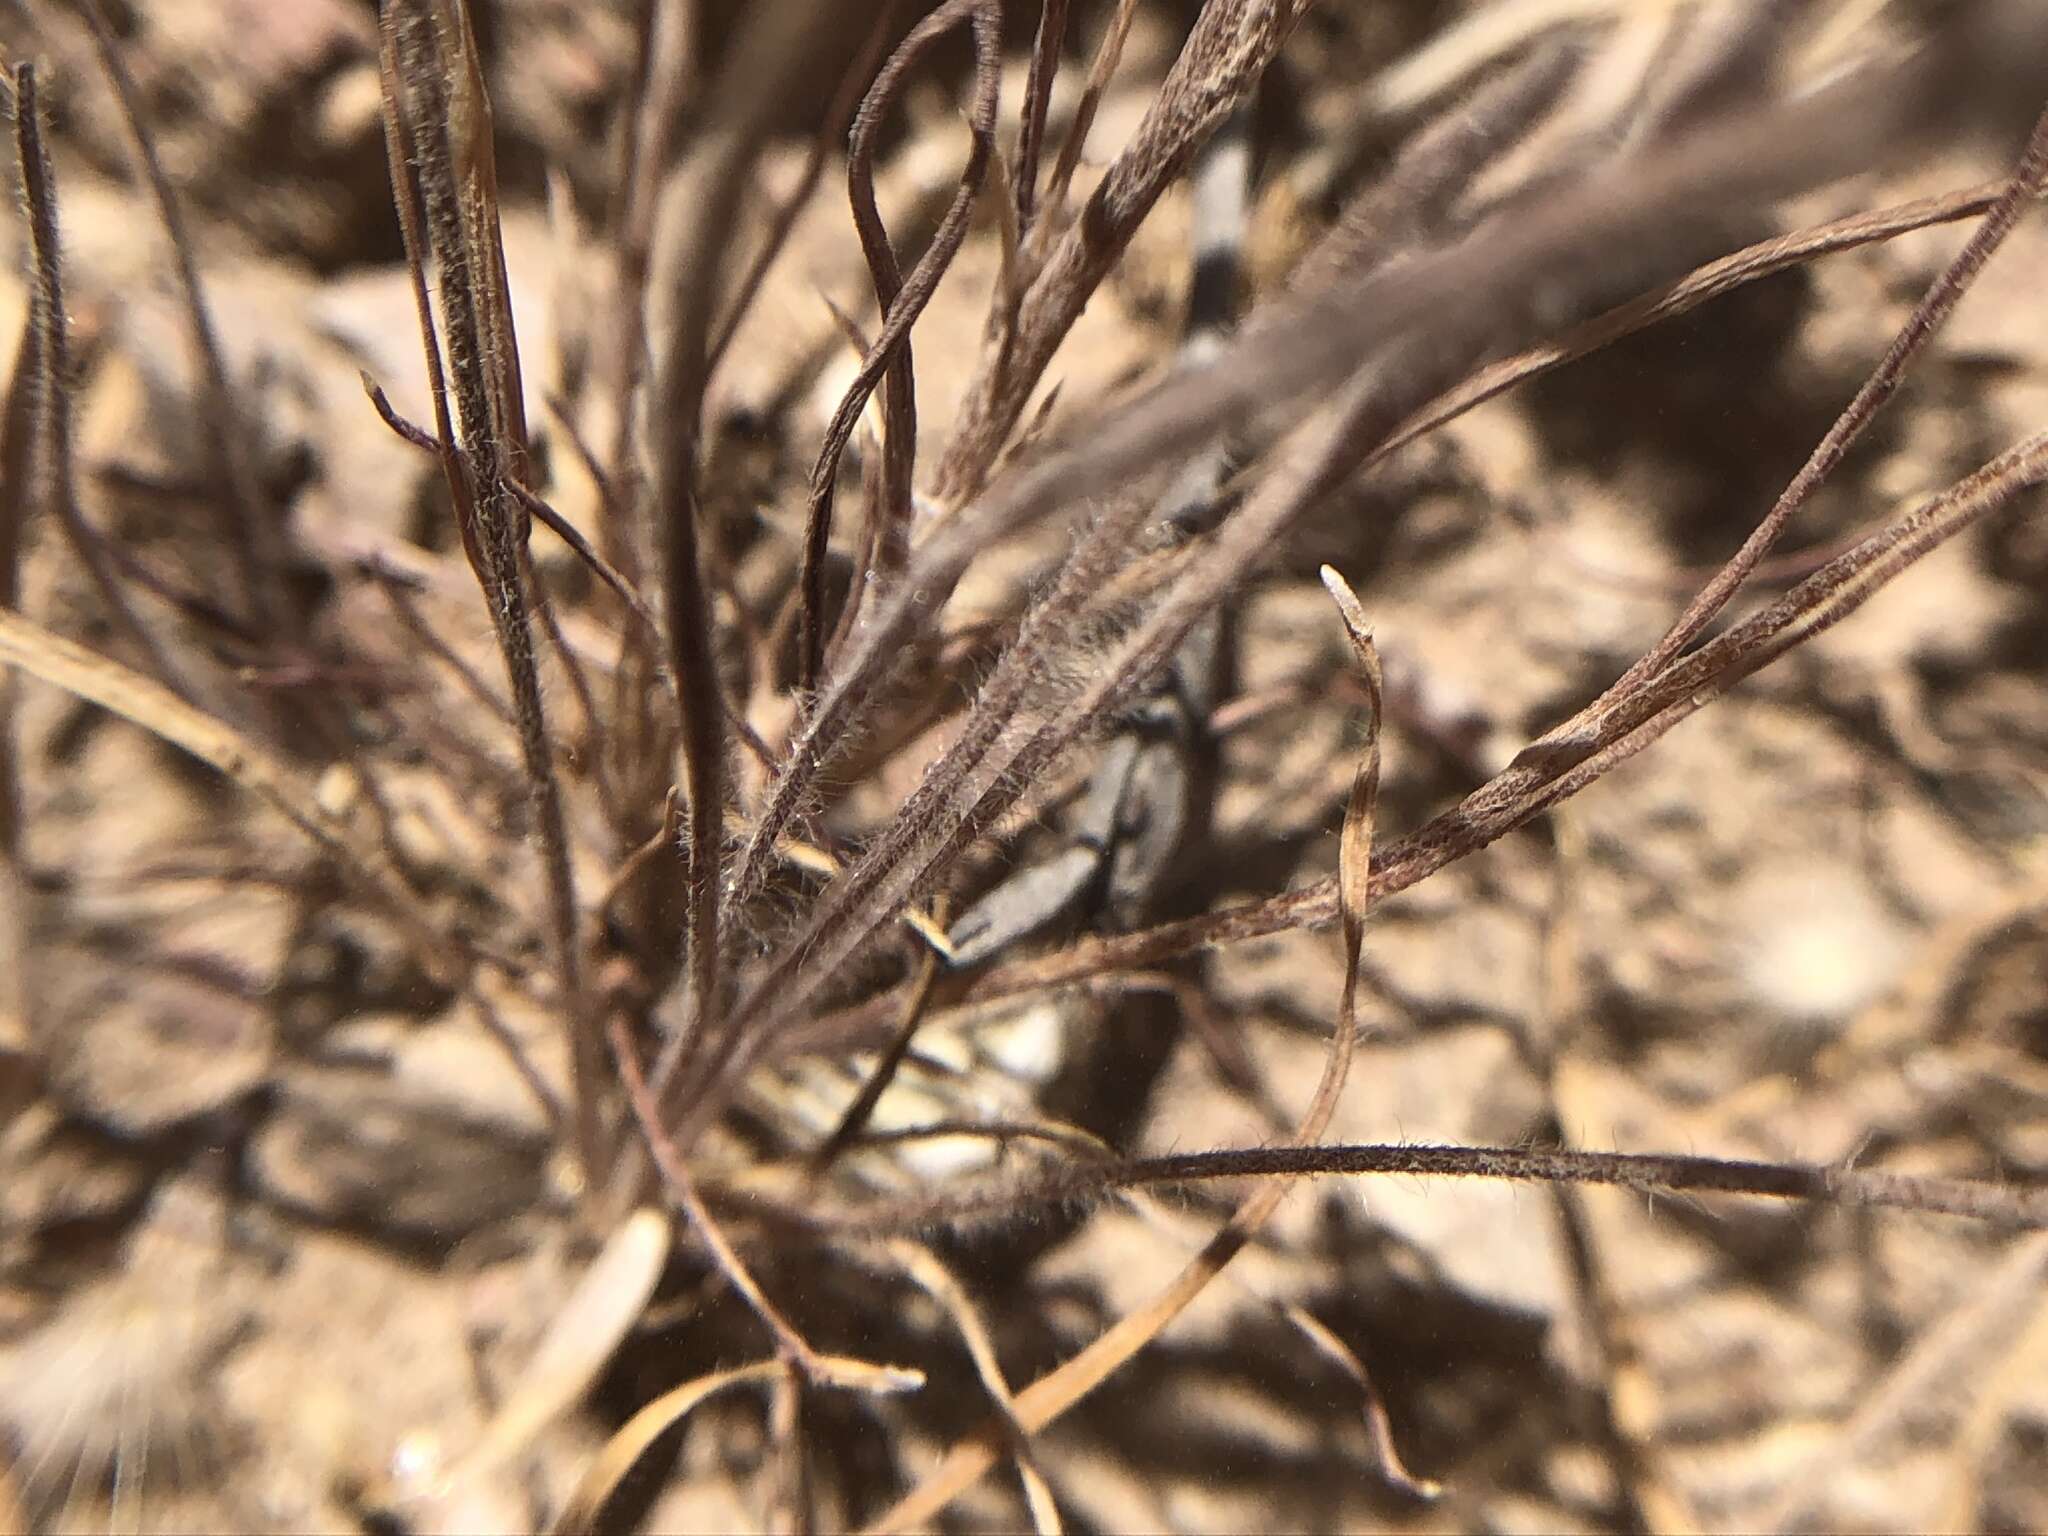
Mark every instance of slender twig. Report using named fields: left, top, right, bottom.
left=646, top=0, right=870, bottom=1112
left=796, top=0, right=1001, bottom=688
left=1040, top=0, right=1141, bottom=236
left=364, top=372, right=662, bottom=639
left=596, top=0, right=695, bottom=586
left=757, top=1142, right=2048, bottom=1241
left=608, top=1013, right=838, bottom=1382
left=380, top=0, right=598, bottom=1184
left=11, top=62, right=193, bottom=703
left=1615, top=96, right=2048, bottom=695
left=1014, top=0, right=1072, bottom=231
left=808, top=912, right=948, bottom=1173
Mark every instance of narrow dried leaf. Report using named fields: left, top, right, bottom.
left=554, top=1359, right=783, bottom=1535
left=556, top=1352, right=924, bottom=1535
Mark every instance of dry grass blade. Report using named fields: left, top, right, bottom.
left=1278, top=1301, right=1439, bottom=1501
left=436, top=1207, right=674, bottom=1495
left=555, top=1346, right=920, bottom=1536
left=1319, top=565, right=1381, bottom=999
left=863, top=566, right=1384, bottom=1532
left=756, top=825, right=954, bottom=960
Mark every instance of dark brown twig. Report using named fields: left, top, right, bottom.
left=752, top=1142, right=2048, bottom=1240
left=595, top=0, right=695, bottom=587
left=647, top=0, right=872, bottom=1114
left=1615, top=96, right=2048, bottom=696
left=608, top=1012, right=841, bottom=1383
left=379, top=0, right=597, bottom=1183
left=808, top=911, right=948, bottom=1173
left=11, top=62, right=192, bottom=703
left=796, top=0, right=1001, bottom=688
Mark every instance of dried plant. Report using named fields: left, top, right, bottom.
left=3, top=1, right=2048, bottom=1530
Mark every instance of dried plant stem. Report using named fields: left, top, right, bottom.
left=608, top=1013, right=915, bottom=1395
left=797, top=0, right=1000, bottom=687
left=12, top=63, right=192, bottom=703
left=885, top=1238, right=1062, bottom=1534
left=808, top=918, right=947, bottom=1172
left=1040, top=0, right=1140, bottom=227
left=1618, top=95, right=2048, bottom=694
left=649, top=0, right=869, bottom=1111
left=381, top=0, right=597, bottom=1184
left=594, top=0, right=695, bottom=586
left=725, top=349, right=1421, bottom=1108
left=1014, top=0, right=1071, bottom=231
left=772, top=1142, right=2048, bottom=1245
left=365, top=375, right=661, bottom=640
